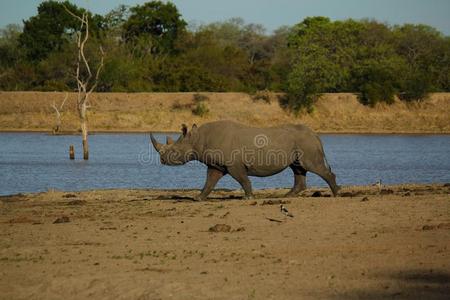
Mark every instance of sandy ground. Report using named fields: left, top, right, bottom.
left=1, top=184, right=449, bottom=300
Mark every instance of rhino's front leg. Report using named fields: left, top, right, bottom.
left=228, top=166, right=254, bottom=199
left=193, top=166, right=225, bottom=201
left=285, top=165, right=307, bottom=197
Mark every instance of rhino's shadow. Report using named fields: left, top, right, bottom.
left=155, top=194, right=244, bottom=201
left=331, top=269, right=450, bottom=300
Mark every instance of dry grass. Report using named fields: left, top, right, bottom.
left=0, top=91, right=449, bottom=133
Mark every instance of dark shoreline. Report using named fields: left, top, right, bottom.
left=1, top=183, right=449, bottom=198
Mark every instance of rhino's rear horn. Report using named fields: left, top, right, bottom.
left=166, top=136, right=174, bottom=145
left=150, top=133, right=162, bottom=152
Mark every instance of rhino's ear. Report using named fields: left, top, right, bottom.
left=181, top=124, right=188, bottom=136
left=189, top=123, right=199, bottom=142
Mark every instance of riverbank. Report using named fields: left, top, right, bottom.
left=0, top=92, right=449, bottom=134
left=1, top=184, right=449, bottom=299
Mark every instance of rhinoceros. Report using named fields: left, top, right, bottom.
left=150, top=120, right=339, bottom=200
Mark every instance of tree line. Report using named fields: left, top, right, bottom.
left=0, top=0, right=449, bottom=112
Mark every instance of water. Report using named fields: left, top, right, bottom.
left=0, top=133, right=449, bottom=196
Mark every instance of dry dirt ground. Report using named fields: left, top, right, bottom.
left=1, top=184, right=449, bottom=300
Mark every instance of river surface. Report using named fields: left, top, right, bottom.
left=1, top=133, right=449, bottom=195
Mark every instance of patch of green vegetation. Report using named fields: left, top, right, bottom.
left=192, top=101, right=209, bottom=117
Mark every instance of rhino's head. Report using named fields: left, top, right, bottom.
left=150, top=124, right=198, bottom=165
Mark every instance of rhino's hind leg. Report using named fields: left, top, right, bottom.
left=194, top=166, right=225, bottom=201
left=306, top=162, right=340, bottom=197
left=285, top=165, right=307, bottom=197
left=227, top=166, right=254, bottom=199
left=324, top=172, right=340, bottom=197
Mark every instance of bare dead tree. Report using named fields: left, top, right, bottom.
left=65, top=6, right=104, bottom=160
left=50, top=92, right=68, bottom=134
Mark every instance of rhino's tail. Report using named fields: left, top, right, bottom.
left=322, top=152, right=330, bottom=171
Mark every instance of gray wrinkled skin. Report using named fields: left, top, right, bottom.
left=150, top=120, right=340, bottom=200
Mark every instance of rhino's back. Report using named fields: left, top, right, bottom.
left=197, top=120, right=318, bottom=151
left=199, top=120, right=245, bottom=133
left=197, top=121, right=243, bottom=145
left=198, top=121, right=317, bottom=141
left=198, top=120, right=288, bottom=142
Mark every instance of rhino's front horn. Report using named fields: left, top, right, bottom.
left=150, top=133, right=162, bottom=152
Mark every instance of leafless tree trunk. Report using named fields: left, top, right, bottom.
left=65, top=7, right=104, bottom=160
left=50, top=92, right=68, bottom=134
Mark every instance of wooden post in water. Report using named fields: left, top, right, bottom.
left=69, top=145, right=75, bottom=160
left=80, top=111, right=89, bottom=160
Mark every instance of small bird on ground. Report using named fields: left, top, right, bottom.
left=280, top=204, right=294, bottom=217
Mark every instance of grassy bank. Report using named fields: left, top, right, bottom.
left=0, top=91, right=449, bottom=133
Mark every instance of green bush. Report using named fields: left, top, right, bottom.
left=191, top=93, right=210, bottom=116
left=282, top=52, right=339, bottom=113
left=278, top=92, right=317, bottom=115
left=192, top=101, right=209, bottom=117
left=398, top=72, right=431, bottom=102
left=358, top=82, right=395, bottom=106
left=352, top=60, right=399, bottom=106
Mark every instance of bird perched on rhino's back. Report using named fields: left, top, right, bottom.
left=150, top=120, right=340, bottom=201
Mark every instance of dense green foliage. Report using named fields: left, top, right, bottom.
left=0, top=1, right=449, bottom=111
left=19, top=1, right=104, bottom=61
left=286, top=17, right=449, bottom=110
left=123, top=1, right=186, bottom=55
